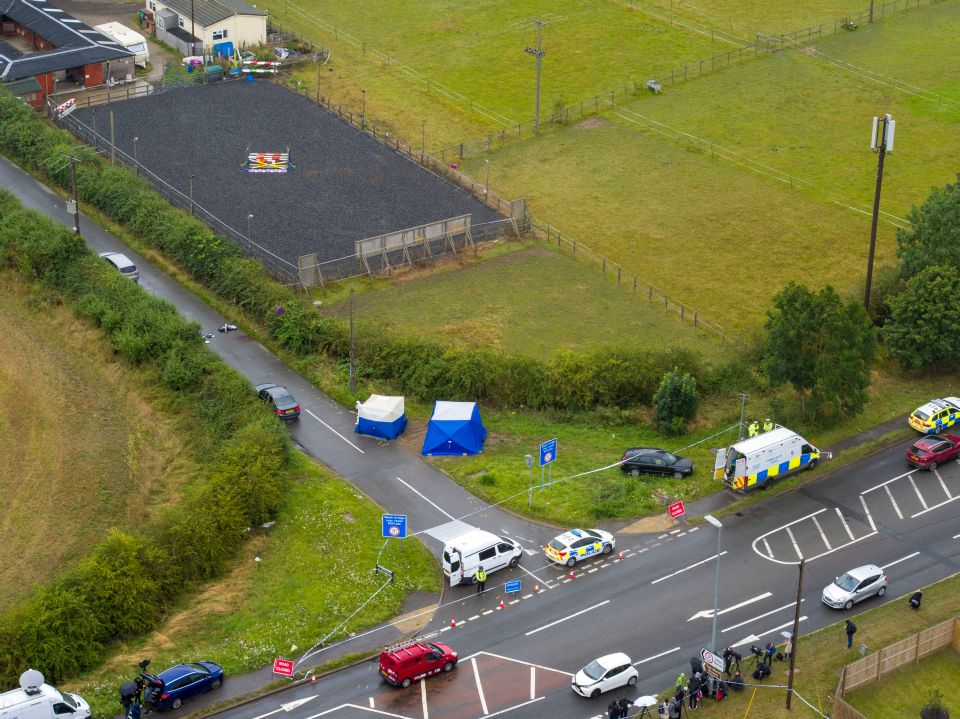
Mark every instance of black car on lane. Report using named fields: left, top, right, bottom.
left=255, top=383, right=301, bottom=420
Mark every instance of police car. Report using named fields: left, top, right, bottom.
left=909, top=398, right=960, bottom=434
left=545, top=529, right=615, bottom=567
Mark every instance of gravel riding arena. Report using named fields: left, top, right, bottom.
left=74, top=80, right=502, bottom=273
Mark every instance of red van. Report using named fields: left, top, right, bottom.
left=379, top=640, right=459, bottom=688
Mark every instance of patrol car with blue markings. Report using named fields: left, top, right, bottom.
left=909, top=397, right=960, bottom=435
left=545, top=529, right=615, bottom=567
left=713, top=426, right=828, bottom=492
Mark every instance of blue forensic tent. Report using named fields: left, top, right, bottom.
left=355, top=395, right=407, bottom=440
left=421, top=401, right=487, bottom=456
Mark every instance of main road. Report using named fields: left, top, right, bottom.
left=4, top=157, right=959, bottom=719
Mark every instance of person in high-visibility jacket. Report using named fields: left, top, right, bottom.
left=475, top=566, right=487, bottom=594
left=763, top=418, right=774, bottom=433
left=748, top=421, right=760, bottom=437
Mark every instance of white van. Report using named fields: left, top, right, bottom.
left=441, top=529, right=522, bottom=586
left=0, top=671, right=91, bottom=719
left=94, top=22, right=150, bottom=68
left=714, top=426, right=827, bottom=492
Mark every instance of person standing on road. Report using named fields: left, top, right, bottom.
left=845, top=619, right=857, bottom=649
left=618, top=697, right=631, bottom=718
left=475, top=566, right=487, bottom=594
left=608, top=699, right=620, bottom=719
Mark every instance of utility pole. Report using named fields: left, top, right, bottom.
left=349, top=288, right=356, bottom=394
left=737, top=392, right=748, bottom=441
left=68, top=155, right=80, bottom=235
left=864, top=113, right=895, bottom=310
left=190, top=0, right=196, bottom=57
left=133, top=136, right=139, bottom=176
left=523, top=19, right=547, bottom=134
left=189, top=174, right=195, bottom=216
left=785, top=559, right=805, bottom=709
left=869, top=0, right=875, bottom=22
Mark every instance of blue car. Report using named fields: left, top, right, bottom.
left=146, top=662, right=224, bottom=711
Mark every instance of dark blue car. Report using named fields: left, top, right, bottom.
left=147, top=662, right=224, bottom=711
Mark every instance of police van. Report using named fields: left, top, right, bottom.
left=0, top=671, right=90, bottom=719
left=714, top=426, right=827, bottom=492
left=441, top=529, right=522, bottom=586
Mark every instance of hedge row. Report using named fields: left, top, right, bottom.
left=0, top=193, right=291, bottom=686
left=0, top=89, right=713, bottom=410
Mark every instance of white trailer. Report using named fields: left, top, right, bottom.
left=94, top=22, right=150, bottom=68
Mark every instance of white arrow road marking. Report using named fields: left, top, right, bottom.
left=881, top=551, right=919, bottom=570
left=281, top=697, right=317, bottom=712
left=634, top=647, right=680, bottom=666
left=395, top=476, right=456, bottom=520
left=303, top=409, right=364, bottom=453
left=651, top=552, right=727, bottom=584
left=687, top=593, right=773, bottom=621
left=732, top=617, right=806, bottom=648
left=525, top=600, right=610, bottom=636
left=722, top=600, right=804, bottom=633
left=251, top=708, right=285, bottom=719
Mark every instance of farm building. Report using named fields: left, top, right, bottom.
left=0, top=0, right=135, bottom=109
left=145, top=0, right=266, bottom=56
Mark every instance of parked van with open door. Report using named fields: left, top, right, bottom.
left=714, top=426, right=828, bottom=492
left=441, top=529, right=522, bottom=586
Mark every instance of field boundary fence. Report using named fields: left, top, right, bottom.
left=528, top=217, right=733, bottom=343
left=833, top=616, right=959, bottom=719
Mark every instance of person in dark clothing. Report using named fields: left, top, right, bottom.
left=688, top=674, right=700, bottom=709
left=608, top=700, right=620, bottom=719
left=619, top=697, right=632, bottom=718
left=764, top=642, right=776, bottom=667
left=910, top=591, right=923, bottom=609
left=668, top=696, right=682, bottom=719
left=845, top=619, right=857, bottom=649
left=730, top=671, right=745, bottom=692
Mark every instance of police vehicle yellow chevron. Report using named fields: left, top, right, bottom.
left=545, top=528, right=615, bottom=567
left=909, top=398, right=960, bottom=434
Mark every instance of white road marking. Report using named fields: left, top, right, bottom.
left=912, top=494, right=960, bottom=518
left=304, top=705, right=408, bottom=719
left=485, top=698, right=545, bottom=718
left=762, top=538, right=774, bottom=559
left=251, top=708, right=285, bottom=719
left=785, top=527, right=803, bottom=560
left=954, top=534, right=960, bottom=540
left=857, top=497, right=876, bottom=532
left=472, top=657, right=489, bottom=715
left=934, top=468, right=952, bottom=499
left=395, top=476, right=456, bottom=520
left=634, top=647, right=681, bottom=665
left=510, top=599, right=519, bottom=605
left=687, top=593, right=773, bottom=621
left=658, top=534, right=669, bottom=539
left=600, top=562, right=610, bottom=568
left=421, top=673, right=429, bottom=719
left=881, top=552, right=919, bottom=570
left=722, top=600, right=804, bottom=633
left=524, top=600, right=610, bottom=636
left=516, top=562, right=551, bottom=588
left=811, top=515, right=832, bottom=550
left=530, top=666, right=536, bottom=700
left=482, top=610, right=493, bottom=616
left=522, top=594, right=532, bottom=600
left=909, top=475, right=929, bottom=510
left=588, top=568, right=598, bottom=573
left=862, top=468, right=915, bottom=494
left=303, top=409, right=365, bottom=453
left=468, top=615, right=479, bottom=621
left=369, top=698, right=375, bottom=708
left=458, top=651, right=573, bottom=676
left=651, top=552, right=727, bottom=584
left=281, top=698, right=317, bottom=712
left=884, top=485, right=904, bottom=519
left=670, top=529, right=681, bottom=534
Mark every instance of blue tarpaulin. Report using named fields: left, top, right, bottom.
left=421, top=401, right=487, bottom=456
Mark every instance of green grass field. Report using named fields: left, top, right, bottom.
left=322, top=243, right=726, bottom=360
left=0, top=274, right=201, bottom=613
left=846, top=650, right=960, bottom=719
left=65, top=451, right=441, bottom=719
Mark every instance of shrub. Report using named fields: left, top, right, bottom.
left=652, top=367, right=700, bottom=435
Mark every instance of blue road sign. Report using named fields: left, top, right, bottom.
left=382, top=514, right=407, bottom=539
left=539, top=438, right=558, bottom=466
left=505, top=580, right=521, bottom=594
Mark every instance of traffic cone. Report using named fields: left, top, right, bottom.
left=618, top=550, right=624, bottom=560
left=450, top=617, right=457, bottom=628
left=568, top=569, right=575, bottom=580
left=498, top=599, right=505, bottom=610
left=310, top=673, right=316, bottom=685
left=534, top=583, right=540, bottom=593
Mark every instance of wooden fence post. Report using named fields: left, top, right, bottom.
left=648, top=286, right=653, bottom=302
left=632, top=276, right=637, bottom=292
left=617, top=267, right=621, bottom=286
left=573, top=241, right=577, bottom=256
left=602, top=257, right=606, bottom=274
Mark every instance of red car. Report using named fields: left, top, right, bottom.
left=379, top=640, right=458, bottom=688
left=906, top=434, right=960, bottom=470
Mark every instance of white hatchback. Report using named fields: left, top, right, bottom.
left=571, top=652, right=638, bottom=698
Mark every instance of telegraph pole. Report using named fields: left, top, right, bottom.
left=785, top=559, right=805, bottom=709
left=864, top=113, right=895, bottom=310
left=190, top=0, right=196, bottom=57
left=68, top=155, right=80, bottom=235
left=349, top=288, right=357, bottom=394
left=524, top=19, right=546, bottom=134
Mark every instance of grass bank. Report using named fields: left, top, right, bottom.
left=845, top=650, right=960, bottom=718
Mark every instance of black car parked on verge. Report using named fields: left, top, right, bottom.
left=620, top=448, right=694, bottom=479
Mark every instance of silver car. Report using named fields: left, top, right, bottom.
left=99, top=251, right=140, bottom=283
left=822, top=564, right=888, bottom=610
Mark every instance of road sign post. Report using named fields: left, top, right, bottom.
left=539, top=438, right=557, bottom=491
left=382, top=514, right=408, bottom=539
left=699, top=648, right=725, bottom=678
left=272, top=658, right=294, bottom=677
left=505, top=580, right=521, bottom=594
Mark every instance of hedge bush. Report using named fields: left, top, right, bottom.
left=0, top=192, right=293, bottom=685
left=0, top=87, right=713, bottom=412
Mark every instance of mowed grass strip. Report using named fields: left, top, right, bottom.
left=845, top=650, right=960, bottom=718
left=68, top=451, right=441, bottom=719
left=460, top=116, right=888, bottom=333
left=270, top=0, right=731, bottom=126
left=0, top=274, right=200, bottom=612
left=325, top=245, right=725, bottom=360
